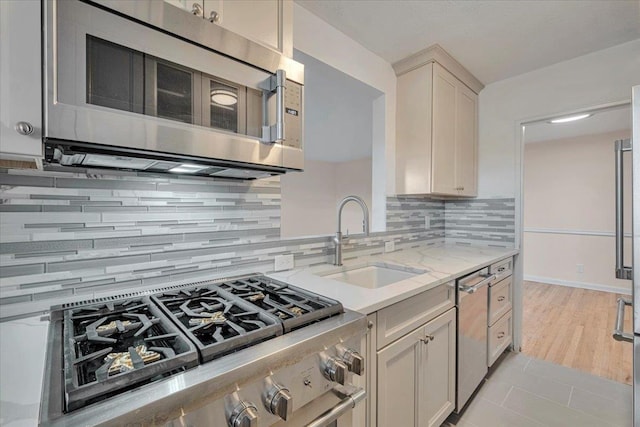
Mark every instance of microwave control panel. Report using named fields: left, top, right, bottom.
left=284, top=81, right=303, bottom=149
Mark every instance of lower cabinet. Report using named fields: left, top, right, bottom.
left=377, top=308, right=456, bottom=427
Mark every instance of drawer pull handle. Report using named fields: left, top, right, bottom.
left=498, top=267, right=506, bottom=272
left=497, top=332, right=505, bottom=339
left=497, top=296, right=505, bottom=302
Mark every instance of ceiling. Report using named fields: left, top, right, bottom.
left=295, top=0, right=640, bottom=84
left=524, top=105, right=631, bottom=144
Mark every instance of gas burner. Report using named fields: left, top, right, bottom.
left=60, top=298, right=198, bottom=412
left=188, top=311, right=227, bottom=326
left=105, top=345, right=161, bottom=375
left=151, top=286, right=282, bottom=362
left=217, top=276, right=343, bottom=332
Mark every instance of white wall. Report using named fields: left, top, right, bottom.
left=280, top=158, right=372, bottom=238
left=293, top=4, right=397, bottom=231
left=479, top=38, right=640, bottom=198
left=523, top=130, right=632, bottom=293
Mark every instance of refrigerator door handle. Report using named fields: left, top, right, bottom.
left=612, top=297, right=633, bottom=342
left=615, top=139, right=633, bottom=280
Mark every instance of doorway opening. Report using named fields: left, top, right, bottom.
left=520, top=103, right=633, bottom=384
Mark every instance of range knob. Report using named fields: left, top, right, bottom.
left=264, top=381, right=293, bottom=421
left=341, top=348, right=365, bottom=375
left=322, top=356, right=348, bottom=385
left=228, top=401, right=258, bottom=427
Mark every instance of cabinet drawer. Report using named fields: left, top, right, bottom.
left=488, top=276, right=512, bottom=326
left=377, top=282, right=455, bottom=350
left=488, top=310, right=512, bottom=367
left=489, top=257, right=513, bottom=282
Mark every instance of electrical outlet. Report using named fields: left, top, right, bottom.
left=274, top=254, right=294, bottom=272
left=385, top=241, right=395, bottom=253
left=577, top=264, right=584, bottom=274
left=425, top=215, right=431, bottom=230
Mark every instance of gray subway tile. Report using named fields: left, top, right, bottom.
left=46, top=254, right=151, bottom=273
left=0, top=263, right=45, bottom=278
left=0, top=205, right=42, bottom=212
left=0, top=174, right=54, bottom=187
left=94, top=234, right=184, bottom=249
left=32, top=289, right=74, bottom=301
left=55, top=177, right=156, bottom=191
left=0, top=240, right=93, bottom=255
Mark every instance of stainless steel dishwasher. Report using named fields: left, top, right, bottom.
left=455, top=266, right=495, bottom=412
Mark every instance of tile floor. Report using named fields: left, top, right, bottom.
left=446, top=351, right=632, bottom=427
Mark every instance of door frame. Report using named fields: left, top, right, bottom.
left=512, top=98, right=631, bottom=352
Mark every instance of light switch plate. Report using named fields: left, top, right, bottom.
left=385, top=241, right=395, bottom=253
left=274, top=254, right=294, bottom=271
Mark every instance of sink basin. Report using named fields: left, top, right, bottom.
left=323, top=263, right=427, bottom=289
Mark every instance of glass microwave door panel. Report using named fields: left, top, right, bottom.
left=209, top=80, right=240, bottom=133
left=86, top=36, right=144, bottom=114
left=156, top=62, right=195, bottom=124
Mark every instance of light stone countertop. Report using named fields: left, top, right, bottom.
left=270, top=244, right=519, bottom=314
left=0, top=314, right=49, bottom=427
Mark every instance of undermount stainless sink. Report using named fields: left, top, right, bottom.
left=323, top=263, right=427, bottom=289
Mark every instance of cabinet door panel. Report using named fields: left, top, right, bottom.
left=378, top=327, right=423, bottom=427
left=396, top=64, right=433, bottom=195
left=455, top=83, right=478, bottom=196
left=0, top=0, right=43, bottom=159
left=206, top=0, right=280, bottom=52
left=431, top=64, right=457, bottom=194
left=423, top=308, right=456, bottom=427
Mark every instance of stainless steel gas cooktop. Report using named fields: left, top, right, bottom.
left=40, top=274, right=366, bottom=426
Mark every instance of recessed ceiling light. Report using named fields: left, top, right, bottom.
left=549, top=113, right=592, bottom=124
left=169, top=164, right=208, bottom=173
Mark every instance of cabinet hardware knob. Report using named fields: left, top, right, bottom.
left=209, top=10, right=220, bottom=23
left=15, top=121, right=34, bottom=136
left=420, top=335, right=435, bottom=344
left=191, top=2, right=203, bottom=16
left=367, top=321, right=374, bottom=329
left=497, top=296, right=505, bottom=302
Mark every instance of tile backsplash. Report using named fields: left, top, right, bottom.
left=0, top=168, right=514, bottom=317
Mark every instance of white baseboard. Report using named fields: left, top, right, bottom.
left=524, top=275, right=631, bottom=295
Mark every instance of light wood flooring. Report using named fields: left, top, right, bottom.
left=521, top=281, right=633, bottom=385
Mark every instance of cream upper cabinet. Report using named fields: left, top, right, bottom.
left=394, top=45, right=482, bottom=197
left=164, top=0, right=293, bottom=57
left=0, top=0, right=43, bottom=162
left=377, top=308, right=456, bottom=427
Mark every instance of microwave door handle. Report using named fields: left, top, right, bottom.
left=615, top=139, right=633, bottom=280
left=261, top=69, right=286, bottom=144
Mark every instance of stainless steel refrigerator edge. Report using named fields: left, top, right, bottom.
left=613, top=85, right=639, bottom=427
left=631, top=85, right=639, bottom=427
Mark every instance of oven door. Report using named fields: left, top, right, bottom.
left=45, top=0, right=292, bottom=169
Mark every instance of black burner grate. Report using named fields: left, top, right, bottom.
left=62, top=297, right=199, bottom=412
left=217, top=276, right=343, bottom=332
left=151, top=286, right=282, bottom=362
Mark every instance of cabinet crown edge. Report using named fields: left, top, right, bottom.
left=392, top=43, right=484, bottom=94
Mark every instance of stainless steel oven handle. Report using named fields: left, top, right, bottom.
left=306, top=387, right=366, bottom=427
left=613, top=297, right=633, bottom=342
left=261, top=69, right=286, bottom=144
left=615, top=139, right=633, bottom=280
left=459, top=274, right=495, bottom=294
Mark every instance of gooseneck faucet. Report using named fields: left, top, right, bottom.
left=333, top=195, right=370, bottom=266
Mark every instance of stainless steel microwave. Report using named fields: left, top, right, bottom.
left=43, top=0, right=304, bottom=178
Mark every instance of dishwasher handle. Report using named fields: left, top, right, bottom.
left=459, top=274, right=495, bottom=294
